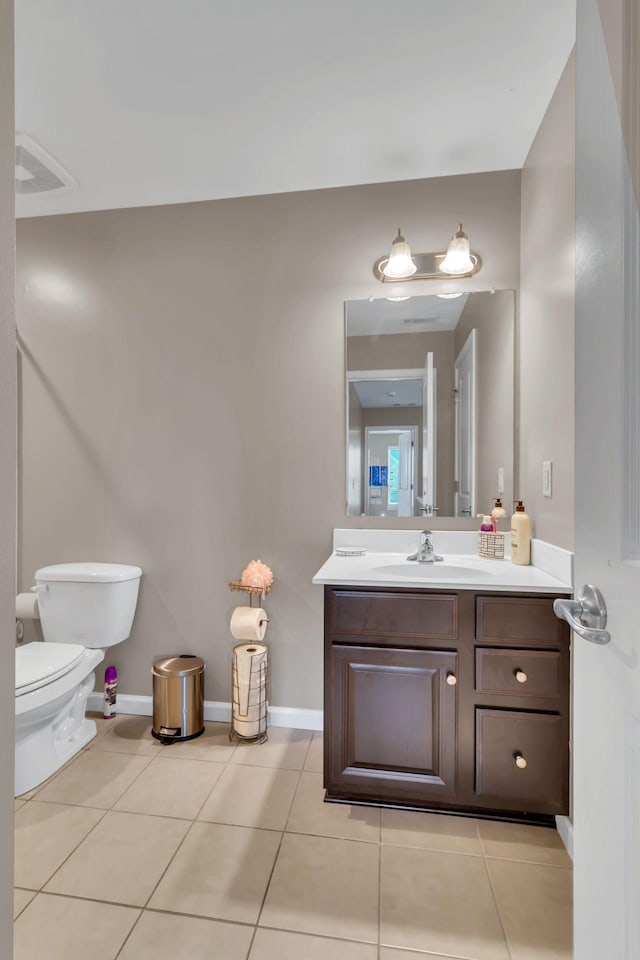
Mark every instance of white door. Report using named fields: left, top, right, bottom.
left=454, top=330, right=476, bottom=518
left=568, top=1, right=640, bottom=955
left=421, top=352, right=437, bottom=515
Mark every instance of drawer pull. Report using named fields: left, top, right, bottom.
left=514, top=753, right=528, bottom=769
left=515, top=670, right=528, bottom=684
left=446, top=672, right=457, bottom=686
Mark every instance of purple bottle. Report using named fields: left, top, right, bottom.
left=103, top=666, right=118, bottom=719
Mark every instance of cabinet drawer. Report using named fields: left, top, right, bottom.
left=329, top=590, right=458, bottom=643
left=476, top=596, right=565, bottom=647
left=475, top=709, right=567, bottom=814
left=475, top=648, right=562, bottom=699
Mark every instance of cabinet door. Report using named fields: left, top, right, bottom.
left=327, top=644, right=458, bottom=804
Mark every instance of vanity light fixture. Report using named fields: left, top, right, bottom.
left=437, top=292, right=465, bottom=300
left=373, top=223, right=482, bottom=283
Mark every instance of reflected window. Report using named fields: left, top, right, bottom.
left=388, top=447, right=400, bottom=507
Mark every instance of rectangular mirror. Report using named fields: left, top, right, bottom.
left=346, top=290, right=515, bottom=518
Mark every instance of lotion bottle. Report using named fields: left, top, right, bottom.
left=510, top=500, right=531, bottom=565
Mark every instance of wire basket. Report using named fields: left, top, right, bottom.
left=478, top=531, right=505, bottom=560
left=229, top=579, right=272, bottom=604
left=230, top=644, right=268, bottom=744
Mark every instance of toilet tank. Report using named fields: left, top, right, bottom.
left=34, top=563, right=142, bottom=648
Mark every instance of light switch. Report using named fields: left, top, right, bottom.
left=497, top=467, right=504, bottom=494
left=543, top=460, right=552, bottom=498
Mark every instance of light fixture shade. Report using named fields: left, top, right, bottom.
left=382, top=228, right=417, bottom=279
left=439, top=224, right=474, bottom=275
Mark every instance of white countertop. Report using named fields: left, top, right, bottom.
left=312, top=530, right=573, bottom=595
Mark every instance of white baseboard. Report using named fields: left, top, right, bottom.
left=555, top=815, right=573, bottom=861
left=87, top=693, right=323, bottom=732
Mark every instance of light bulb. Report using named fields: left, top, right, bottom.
left=382, top=228, right=417, bottom=279
left=439, top=224, right=474, bottom=276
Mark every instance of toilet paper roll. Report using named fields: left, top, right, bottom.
left=233, top=642, right=267, bottom=713
left=232, top=642, right=268, bottom=720
left=16, top=592, right=39, bottom=620
left=230, top=606, right=269, bottom=642
left=233, top=716, right=264, bottom=738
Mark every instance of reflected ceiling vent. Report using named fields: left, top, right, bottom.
left=402, top=316, right=439, bottom=325
left=15, top=134, right=77, bottom=194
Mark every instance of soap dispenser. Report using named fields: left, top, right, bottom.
left=491, top=497, right=507, bottom=527
left=511, top=500, right=531, bottom=565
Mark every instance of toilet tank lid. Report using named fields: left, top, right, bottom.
left=35, top=563, right=143, bottom=583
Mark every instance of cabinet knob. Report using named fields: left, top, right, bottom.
left=446, top=672, right=457, bottom=686
left=515, top=670, right=528, bottom=684
left=514, top=753, right=528, bottom=769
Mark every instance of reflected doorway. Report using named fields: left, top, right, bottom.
left=364, top=426, right=417, bottom=517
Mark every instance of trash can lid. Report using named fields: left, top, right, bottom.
left=153, top=654, right=205, bottom=678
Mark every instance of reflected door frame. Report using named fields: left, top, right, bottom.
left=454, top=329, right=477, bottom=518
left=346, top=367, right=424, bottom=517
left=364, top=425, right=417, bottom=517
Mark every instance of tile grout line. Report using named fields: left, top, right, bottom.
left=244, top=761, right=307, bottom=958
left=12, top=889, right=37, bottom=922
left=480, top=843, right=514, bottom=960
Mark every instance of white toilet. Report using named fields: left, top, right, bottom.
left=15, top=562, right=142, bottom=797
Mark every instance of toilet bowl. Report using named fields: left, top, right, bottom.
left=14, top=562, right=142, bottom=797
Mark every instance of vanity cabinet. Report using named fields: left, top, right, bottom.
left=324, top=586, right=570, bottom=822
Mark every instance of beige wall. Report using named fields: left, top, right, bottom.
left=455, top=291, right=515, bottom=518
left=519, top=52, right=576, bottom=549
left=0, top=0, right=15, bottom=948
left=17, top=170, right=521, bottom=710
left=347, top=330, right=455, bottom=514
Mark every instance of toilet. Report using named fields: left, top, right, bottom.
left=14, top=562, right=142, bottom=797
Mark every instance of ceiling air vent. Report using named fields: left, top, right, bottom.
left=15, top=134, right=77, bottom=194
left=402, top=316, right=439, bottom=325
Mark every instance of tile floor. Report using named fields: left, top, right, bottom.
left=13, top=714, right=573, bottom=960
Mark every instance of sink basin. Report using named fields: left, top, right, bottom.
left=372, top=563, right=493, bottom=580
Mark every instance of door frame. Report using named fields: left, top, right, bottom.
left=454, top=329, right=477, bottom=518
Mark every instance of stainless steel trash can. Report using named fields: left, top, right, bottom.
left=152, top=654, right=205, bottom=744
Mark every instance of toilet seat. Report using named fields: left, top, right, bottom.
left=15, top=642, right=86, bottom=697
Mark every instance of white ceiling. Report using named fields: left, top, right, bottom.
left=14, top=0, right=576, bottom=218
left=353, top=378, right=423, bottom=409
left=347, top=294, right=468, bottom=337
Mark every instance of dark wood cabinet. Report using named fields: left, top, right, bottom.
left=324, top=585, right=570, bottom=823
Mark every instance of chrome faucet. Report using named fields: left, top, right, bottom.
left=407, top=530, right=444, bottom=563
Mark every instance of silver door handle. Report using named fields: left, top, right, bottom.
left=460, top=506, right=472, bottom=516
left=553, top=584, right=610, bottom=645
